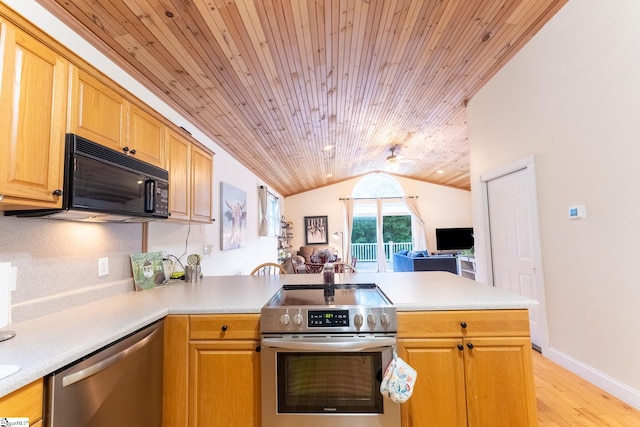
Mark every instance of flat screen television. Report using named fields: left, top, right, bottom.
left=435, top=227, right=474, bottom=251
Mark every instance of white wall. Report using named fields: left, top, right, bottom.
left=285, top=174, right=472, bottom=257
left=467, top=0, right=640, bottom=407
left=0, top=0, right=281, bottom=324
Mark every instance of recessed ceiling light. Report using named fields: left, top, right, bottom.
left=326, top=173, right=333, bottom=178
left=436, top=170, right=444, bottom=174
left=323, top=145, right=334, bottom=151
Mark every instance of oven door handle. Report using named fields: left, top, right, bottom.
left=262, top=337, right=397, bottom=352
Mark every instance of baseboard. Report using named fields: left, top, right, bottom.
left=546, top=347, right=640, bottom=410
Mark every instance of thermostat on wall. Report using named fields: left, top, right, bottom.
left=568, top=205, right=586, bottom=220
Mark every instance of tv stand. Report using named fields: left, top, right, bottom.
left=457, top=255, right=476, bottom=280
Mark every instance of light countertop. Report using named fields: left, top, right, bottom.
left=0, top=271, right=536, bottom=397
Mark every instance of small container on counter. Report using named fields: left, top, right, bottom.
left=185, top=265, right=198, bottom=283
left=322, top=263, right=335, bottom=285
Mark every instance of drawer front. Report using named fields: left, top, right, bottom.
left=190, top=314, right=260, bottom=340
left=398, top=310, right=530, bottom=338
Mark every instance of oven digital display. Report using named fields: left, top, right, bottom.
left=308, top=310, right=349, bottom=327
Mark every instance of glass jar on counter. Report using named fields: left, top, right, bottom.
left=322, top=263, right=335, bottom=285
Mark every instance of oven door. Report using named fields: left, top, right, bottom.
left=261, top=334, right=400, bottom=427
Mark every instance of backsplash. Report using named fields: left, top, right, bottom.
left=0, top=216, right=142, bottom=324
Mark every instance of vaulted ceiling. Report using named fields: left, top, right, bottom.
left=36, top=0, right=566, bottom=196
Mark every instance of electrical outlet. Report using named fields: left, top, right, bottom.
left=98, top=257, right=109, bottom=277
left=203, top=245, right=213, bottom=257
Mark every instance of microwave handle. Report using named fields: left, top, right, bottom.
left=144, top=180, right=156, bottom=213
left=261, top=337, right=396, bottom=352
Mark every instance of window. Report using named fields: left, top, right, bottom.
left=267, top=191, right=280, bottom=236
left=350, top=174, right=413, bottom=270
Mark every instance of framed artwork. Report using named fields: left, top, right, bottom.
left=304, top=215, right=328, bottom=244
left=221, top=182, right=248, bottom=250
left=130, top=251, right=165, bottom=291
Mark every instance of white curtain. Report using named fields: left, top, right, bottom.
left=258, top=186, right=268, bottom=236
left=341, top=198, right=354, bottom=262
left=402, top=196, right=428, bottom=252
left=376, top=198, right=387, bottom=272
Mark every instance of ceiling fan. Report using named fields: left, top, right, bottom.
left=385, top=146, right=417, bottom=171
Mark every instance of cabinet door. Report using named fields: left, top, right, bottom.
left=190, top=144, right=213, bottom=223
left=399, top=338, right=467, bottom=427
left=0, top=21, right=67, bottom=208
left=0, top=378, right=43, bottom=423
left=67, top=65, right=126, bottom=150
left=164, top=316, right=189, bottom=427
left=189, top=340, right=260, bottom=427
left=166, top=130, right=191, bottom=221
left=128, top=103, right=165, bottom=167
left=463, top=337, right=537, bottom=427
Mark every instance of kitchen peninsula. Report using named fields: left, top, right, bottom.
left=0, top=272, right=537, bottom=426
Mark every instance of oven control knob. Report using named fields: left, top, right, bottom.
left=380, top=312, right=390, bottom=326
left=293, top=313, right=304, bottom=325
left=354, top=313, right=364, bottom=328
left=280, top=313, right=291, bottom=325
left=367, top=312, right=377, bottom=327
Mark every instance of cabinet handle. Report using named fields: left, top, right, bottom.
left=122, top=146, right=129, bottom=153
left=460, top=322, right=467, bottom=329
left=255, top=345, right=261, bottom=353
left=52, top=189, right=63, bottom=196
left=457, top=344, right=464, bottom=351
left=129, top=149, right=136, bottom=155
left=221, top=325, right=228, bottom=332
left=467, top=343, right=474, bottom=349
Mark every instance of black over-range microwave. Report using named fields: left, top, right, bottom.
left=7, top=134, right=169, bottom=222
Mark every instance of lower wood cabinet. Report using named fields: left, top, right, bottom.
left=164, top=314, right=261, bottom=427
left=398, top=310, right=537, bottom=427
left=0, top=378, right=43, bottom=426
left=164, top=311, right=536, bottom=427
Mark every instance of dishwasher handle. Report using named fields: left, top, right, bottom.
left=62, top=327, right=159, bottom=387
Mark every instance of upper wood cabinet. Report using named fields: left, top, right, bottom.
left=0, top=19, right=67, bottom=209
left=165, top=129, right=213, bottom=223
left=190, top=144, right=213, bottom=223
left=68, top=66, right=165, bottom=168
left=166, top=129, right=192, bottom=221
left=128, top=103, right=165, bottom=167
left=67, top=65, right=126, bottom=150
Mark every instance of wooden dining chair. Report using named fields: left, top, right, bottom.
left=251, top=262, right=286, bottom=275
left=332, top=261, right=358, bottom=273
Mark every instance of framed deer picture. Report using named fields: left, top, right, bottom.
left=304, top=215, right=328, bottom=245
left=221, top=182, right=248, bottom=250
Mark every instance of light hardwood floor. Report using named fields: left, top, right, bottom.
left=533, top=351, right=640, bottom=426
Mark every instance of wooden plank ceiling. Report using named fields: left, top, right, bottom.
left=36, top=0, right=566, bottom=196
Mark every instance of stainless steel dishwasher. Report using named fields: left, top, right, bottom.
left=45, top=319, right=164, bottom=426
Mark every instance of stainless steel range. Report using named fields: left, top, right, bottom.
left=260, top=283, right=400, bottom=427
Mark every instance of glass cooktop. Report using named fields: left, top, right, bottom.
left=264, top=283, right=391, bottom=308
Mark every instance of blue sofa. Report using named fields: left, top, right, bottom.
left=393, top=250, right=458, bottom=274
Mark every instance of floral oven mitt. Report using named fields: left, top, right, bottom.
left=380, top=350, right=417, bottom=403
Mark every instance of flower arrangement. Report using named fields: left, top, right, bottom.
left=311, top=248, right=337, bottom=263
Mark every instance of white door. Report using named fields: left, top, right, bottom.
left=486, top=168, right=542, bottom=349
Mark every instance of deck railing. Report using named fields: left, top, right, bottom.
left=350, top=242, right=413, bottom=262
